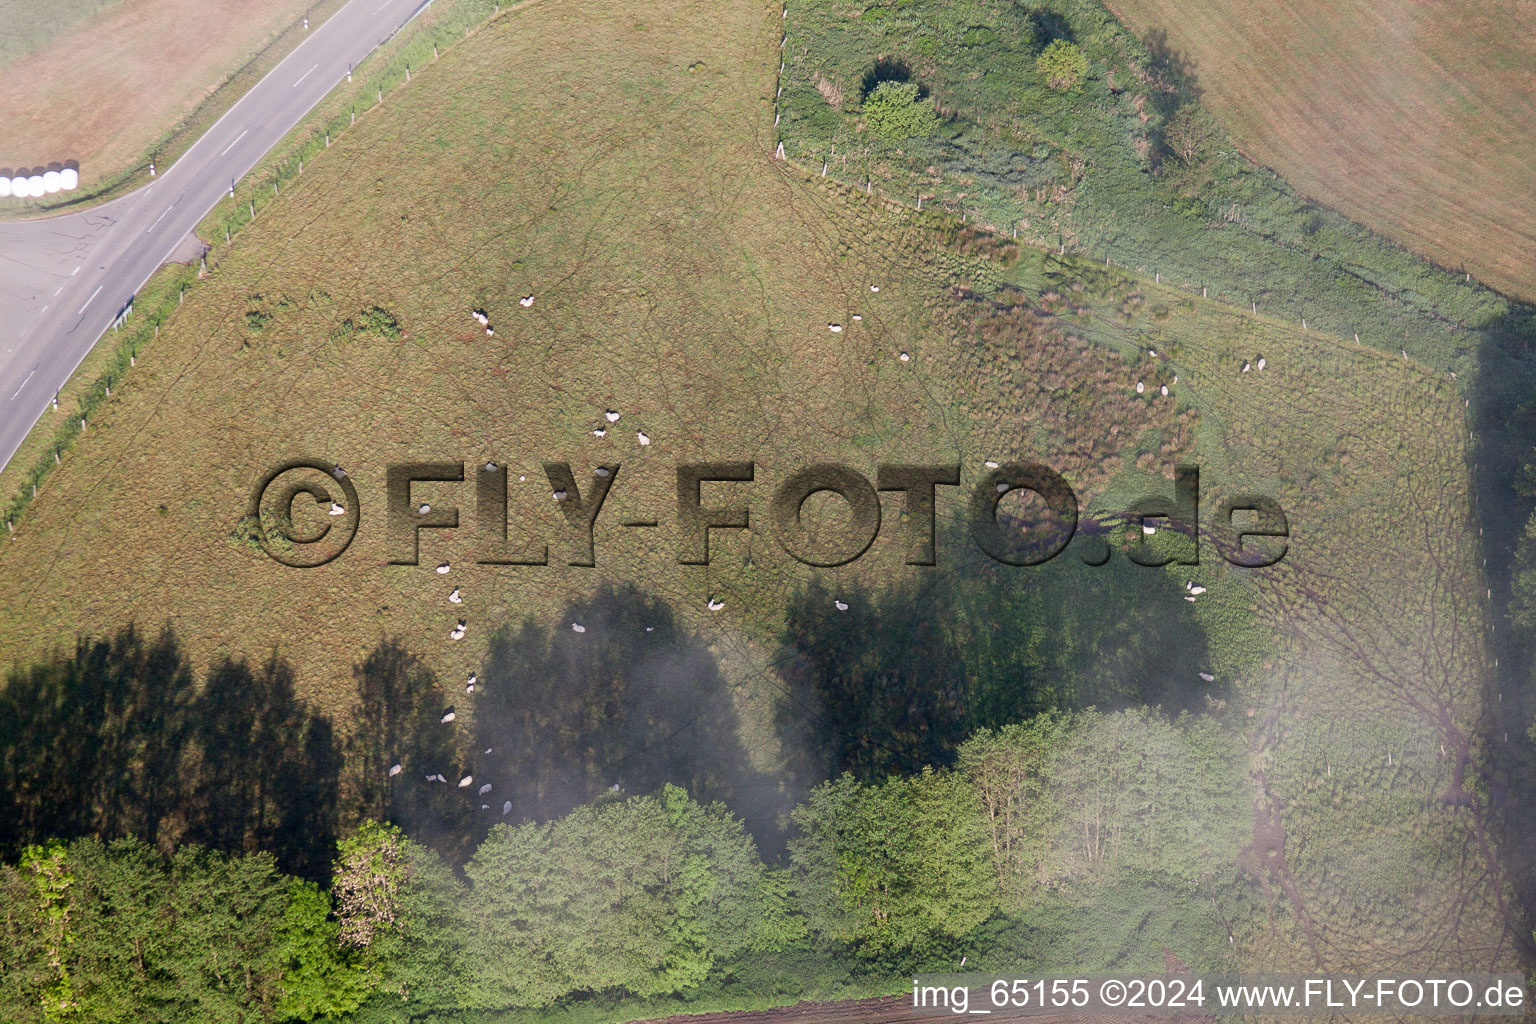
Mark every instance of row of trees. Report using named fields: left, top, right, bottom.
left=0, top=708, right=1245, bottom=1022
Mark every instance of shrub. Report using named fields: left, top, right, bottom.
left=861, top=80, right=939, bottom=140
left=1035, top=39, right=1087, bottom=91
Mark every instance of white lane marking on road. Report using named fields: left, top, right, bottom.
left=70, top=265, right=79, bottom=276
left=293, top=64, right=319, bottom=87
left=374, top=1, right=389, bottom=12
left=78, top=286, right=104, bottom=314
left=54, top=287, right=62, bottom=296
left=219, top=129, right=250, bottom=156
left=147, top=202, right=177, bottom=233
left=11, top=369, right=36, bottom=400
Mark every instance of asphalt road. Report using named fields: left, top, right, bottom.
left=0, top=0, right=436, bottom=473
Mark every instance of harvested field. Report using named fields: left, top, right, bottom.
left=1104, top=0, right=1536, bottom=301
left=0, top=0, right=317, bottom=190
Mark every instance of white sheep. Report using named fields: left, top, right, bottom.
left=834, top=599, right=848, bottom=611
left=898, top=351, right=910, bottom=362
left=572, top=622, right=586, bottom=633
left=1135, top=381, right=1145, bottom=394
left=1198, top=672, right=1215, bottom=682
left=441, top=710, right=456, bottom=723
left=605, top=410, right=620, bottom=422
left=329, top=502, right=346, bottom=516
left=449, top=587, right=462, bottom=604
left=828, top=324, right=843, bottom=333
left=458, top=775, right=473, bottom=788
left=478, top=783, right=492, bottom=796
left=389, top=763, right=402, bottom=777
left=436, top=562, right=451, bottom=574
left=707, top=597, right=725, bottom=611
left=637, top=431, right=651, bottom=446
left=520, top=294, right=534, bottom=307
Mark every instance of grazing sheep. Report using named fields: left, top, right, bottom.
left=898, top=351, right=910, bottom=362
left=472, top=310, right=489, bottom=326
left=1241, top=361, right=1250, bottom=373
left=553, top=489, right=568, bottom=501
left=332, top=465, right=347, bottom=479
left=1135, top=381, right=1145, bottom=394
left=828, top=324, right=843, bottom=333
left=594, top=467, right=610, bottom=477
left=572, top=622, right=586, bottom=633
left=984, top=460, right=999, bottom=469
left=449, top=622, right=466, bottom=641
left=485, top=327, right=494, bottom=336
left=419, top=503, right=431, bottom=514
left=436, top=562, right=451, bottom=574
left=389, top=763, right=402, bottom=777
left=465, top=681, right=475, bottom=694
left=458, top=775, right=473, bottom=788
left=1160, top=384, right=1169, bottom=397
left=834, top=599, right=848, bottom=611
left=1189, top=585, right=1206, bottom=596
left=1184, top=595, right=1196, bottom=603
left=996, top=482, right=1010, bottom=493
left=520, top=295, right=534, bottom=307
left=449, top=588, right=462, bottom=604
left=1257, top=357, right=1266, bottom=371
left=502, top=800, right=512, bottom=815
left=478, top=783, right=492, bottom=796
left=484, top=461, right=497, bottom=472
left=1199, top=672, right=1215, bottom=682
left=605, top=410, right=620, bottom=422
left=1142, top=523, right=1156, bottom=535
left=707, top=597, right=725, bottom=611
left=329, top=503, right=346, bottom=516
left=870, top=285, right=880, bottom=293
left=637, top=431, right=651, bottom=446
left=441, top=709, right=456, bottom=723
left=852, top=314, right=862, bottom=322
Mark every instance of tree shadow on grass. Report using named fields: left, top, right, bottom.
left=0, top=625, right=340, bottom=880
left=470, top=584, right=771, bottom=840
left=772, top=529, right=1217, bottom=787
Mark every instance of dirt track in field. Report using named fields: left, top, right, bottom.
left=0, top=0, right=315, bottom=188
left=1104, top=0, right=1536, bottom=303
left=632, top=993, right=1214, bottom=1024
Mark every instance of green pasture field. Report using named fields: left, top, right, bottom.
left=0, top=0, right=1514, bottom=992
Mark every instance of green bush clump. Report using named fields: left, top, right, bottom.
left=861, top=80, right=939, bottom=140
left=1036, top=39, right=1087, bottom=91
